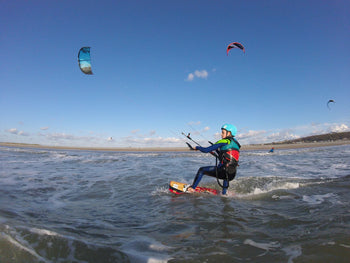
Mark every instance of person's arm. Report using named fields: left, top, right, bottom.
left=195, top=143, right=226, bottom=153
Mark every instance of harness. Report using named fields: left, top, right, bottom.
left=215, top=137, right=241, bottom=189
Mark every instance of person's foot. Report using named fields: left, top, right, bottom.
left=186, top=186, right=195, bottom=193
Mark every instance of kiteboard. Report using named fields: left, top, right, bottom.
left=169, top=181, right=219, bottom=195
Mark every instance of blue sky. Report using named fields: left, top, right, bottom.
left=1, top=0, right=349, bottom=147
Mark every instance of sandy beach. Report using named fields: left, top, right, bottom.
left=1, top=140, right=349, bottom=152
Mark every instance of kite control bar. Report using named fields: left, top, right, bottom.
left=181, top=132, right=218, bottom=158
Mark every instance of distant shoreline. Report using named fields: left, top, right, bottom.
left=1, top=140, right=349, bottom=152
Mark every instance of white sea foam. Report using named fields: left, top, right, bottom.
left=120, top=236, right=173, bottom=263
left=282, top=245, right=302, bottom=263
left=339, top=243, right=350, bottom=249
left=254, top=182, right=300, bottom=195
left=151, top=186, right=170, bottom=195
left=244, top=239, right=280, bottom=251
left=30, top=227, right=59, bottom=236
left=302, top=193, right=337, bottom=205
left=272, top=194, right=295, bottom=200
left=238, top=180, right=300, bottom=198
left=1, top=232, right=50, bottom=263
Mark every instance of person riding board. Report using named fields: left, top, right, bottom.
left=187, top=124, right=241, bottom=195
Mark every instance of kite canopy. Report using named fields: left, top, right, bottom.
left=226, top=42, right=245, bottom=55
left=327, top=99, right=335, bottom=110
left=78, top=47, right=93, bottom=75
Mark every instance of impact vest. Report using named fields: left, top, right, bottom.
left=217, top=137, right=241, bottom=166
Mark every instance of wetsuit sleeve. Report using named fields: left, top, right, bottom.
left=196, top=143, right=227, bottom=153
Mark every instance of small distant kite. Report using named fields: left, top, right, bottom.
left=78, top=47, right=93, bottom=75
left=226, top=42, right=245, bottom=56
left=327, top=99, right=335, bottom=110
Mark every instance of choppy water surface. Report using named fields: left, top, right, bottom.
left=1, top=145, right=350, bottom=262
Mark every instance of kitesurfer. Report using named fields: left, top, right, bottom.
left=187, top=124, right=240, bottom=195
left=269, top=147, right=274, bottom=153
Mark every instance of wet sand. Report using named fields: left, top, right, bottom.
left=1, top=140, right=349, bottom=152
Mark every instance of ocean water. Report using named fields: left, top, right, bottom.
left=0, top=145, right=350, bottom=263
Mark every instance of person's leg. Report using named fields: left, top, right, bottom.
left=187, top=166, right=216, bottom=192
left=222, top=180, right=229, bottom=195
left=221, top=169, right=237, bottom=194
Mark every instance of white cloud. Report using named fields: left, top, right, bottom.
left=7, top=128, right=18, bottom=134
left=3, top=121, right=349, bottom=148
left=185, top=122, right=211, bottom=140
left=143, top=137, right=180, bottom=143
left=18, top=131, right=29, bottom=136
left=186, top=70, right=208, bottom=81
left=5, top=128, right=29, bottom=136
left=188, top=121, right=201, bottom=126
left=123, top=136, right=182, bottom=146
left=236, top=130, right=269, bottom=144
left=48, top=133, right=77, bottom=140
left=187, top=73, right=194, bottom=81
left=40, top=127, right=49, bottom=130
left=235, top=128, right=305, bottom=145
left=329, top=124, right=349, bottom=133
left=121, top=129, right=183, bottom=147
left=267, top=131, right=300, bottom=141
left=237, top=130, right=267, bottom=140
left=235, top=122, right=350, bottom=145
left=195, top=70, right=208, bottom=78
left=296, top=122, right=349, bottom=136
left=37, top=132, right=110, bottom=147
